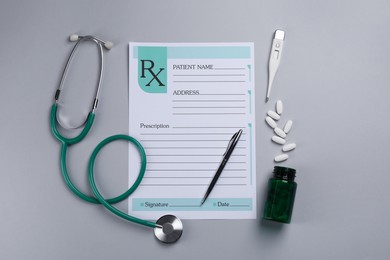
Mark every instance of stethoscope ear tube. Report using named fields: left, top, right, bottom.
left=54, top=35, right=107, bottom=130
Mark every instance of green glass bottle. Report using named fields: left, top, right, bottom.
left=263, top=166, right=297, bottom=224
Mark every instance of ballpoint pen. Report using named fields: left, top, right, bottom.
left=200, top=129, right=243, bottom=206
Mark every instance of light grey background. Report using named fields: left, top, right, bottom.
left=1, top=0, right=390, bottom=259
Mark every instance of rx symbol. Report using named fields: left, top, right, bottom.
left=140, top=60, right=165, bottom=86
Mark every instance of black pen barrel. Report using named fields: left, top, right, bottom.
left=201, top=159, right=227, bottom=204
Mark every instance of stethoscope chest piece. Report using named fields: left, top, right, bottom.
left=154, top=215, right=183, bottom=243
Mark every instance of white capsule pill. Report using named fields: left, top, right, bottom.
left=266, top=116, right=277, bottom=129
left=272, top=135, right=286, bottom=145
left=267, top=110, right=280, bottom=120
left=274, top=154, right=288, bottom=162
left=276, top=100, right=283, bottom=115
left=274, top=127, right=287, bottom=138
left=282, top=143, right=296, bottom=152
left=284, top=120, right=293, bottom=134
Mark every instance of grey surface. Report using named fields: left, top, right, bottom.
left=1, top=0, right=390, bottom=259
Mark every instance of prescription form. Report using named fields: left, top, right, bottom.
left=128, top=43, right=256, bottom=219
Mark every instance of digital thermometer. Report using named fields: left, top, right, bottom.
left=266, top=30, right=285, bottom=102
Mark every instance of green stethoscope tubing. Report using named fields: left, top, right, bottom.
left=88, top=134, right=156, bottom=228
left=50, top=103, right=157, bottom=228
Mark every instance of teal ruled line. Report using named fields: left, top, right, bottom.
left=248, top=90, right=252, bottom=114
left=247, top=64, right=251, bottom=81
left=248, top=123, right=253, bottom=185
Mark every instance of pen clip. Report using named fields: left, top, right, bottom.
left=223, top=129, right=242, bottom=156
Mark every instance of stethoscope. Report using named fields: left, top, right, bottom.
left=50, top=34, right=183, bottom=243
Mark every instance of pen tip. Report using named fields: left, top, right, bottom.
left=266, top=97, right=269, bottom=103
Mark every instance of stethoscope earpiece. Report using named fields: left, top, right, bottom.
left=103, top=41, right=113, bottom=50
left=69, top=34, right=79, bottom=42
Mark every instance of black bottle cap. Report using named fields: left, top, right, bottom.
left=273, top=166, right=296, bottom=181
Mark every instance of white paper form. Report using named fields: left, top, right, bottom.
left=128, top=43, right=256, bottom=219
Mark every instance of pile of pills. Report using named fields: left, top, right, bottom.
left=265, top=100, right=296, bottom=162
